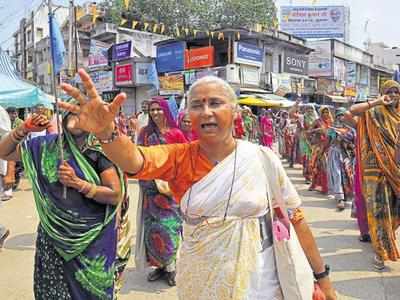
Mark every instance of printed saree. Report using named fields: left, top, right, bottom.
left=135, top=126, right=185, bottom=271
left=177, top=141, right=302, bottom=300
left=21, top=132, right=124, bottom=300
left=358, top=104, right=400, bottom=261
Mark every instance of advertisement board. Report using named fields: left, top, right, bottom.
left=185, top=46, right=215, bottom=69
left=135, top=62, right=158, bottom=86
left=112, top=41, right=132, bottom=61
left=333, top=58, right=346, bottom=82
left=272, top=73, right=292, bottom=96
left=88, top=40, right=110, bottom=69
left=159, top=74, right=184, bottom=95
left=283, top=52, right=309, bottom=75
left=280, top=6, right=347, bottom=39
left=308, top=40, right=332, bottom=77
left=114, top=63, right=133, bottom=86
left=241, top=65, right=260, bottom=86
left=156, top=42, right=186, bottom=73
left=90, top=70, right=113, bottom=92
left=233, top=42, right=263, bottom=67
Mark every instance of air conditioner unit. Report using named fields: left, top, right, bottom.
left=226, top=64, right=240, bottom=84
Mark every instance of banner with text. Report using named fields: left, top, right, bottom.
left=233, top=42, right=263, bottom=67
left=156, top=42, right=186, bottom=73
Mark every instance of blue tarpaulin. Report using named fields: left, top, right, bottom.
left=0, top=52, right=53, bottom=108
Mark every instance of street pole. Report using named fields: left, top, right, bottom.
left=74, top=5, right=78, bottom=75
left=48, top=0, right=67, bottom=199
left=68, top=0, right=74, bottom=74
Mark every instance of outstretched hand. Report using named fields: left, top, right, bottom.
left=59, top=69, right=127, bottom=135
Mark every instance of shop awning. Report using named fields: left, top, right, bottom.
left=0, top=51, right=53, bottom=108
left=238, top=94, right=295, bottom=108
left=327, top=95, right=348, bottom=103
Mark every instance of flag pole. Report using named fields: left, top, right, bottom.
left=48, top=0, right=67, bottom=199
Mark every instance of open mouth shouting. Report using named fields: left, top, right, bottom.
left=200, top=122, right=218, bottom=132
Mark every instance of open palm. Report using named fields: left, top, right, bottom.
left=59, top=69, right=126, bottom=135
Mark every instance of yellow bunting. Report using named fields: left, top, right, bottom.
left=132, top=21, right=139, bottom=29
left=218, top=32, right=224, bottom=40
left=193, top=29, right=198, bottom=37
left=184, top=28, right=189, bottom=35
left=175, top=27, right=180, bottom=37
left=210, top=31, right=215, bottom=38
left=236, top=32, right=241, bottom=40
left=153, top=24, right=159, bottom=33
left=255, top=24, right=262, bottom=32
left=144, top=22, right=149, bottom=31
left=160, top=24, right=165, bottom=34
left=120, top=18, right=127, bottom=26
left=206, top=30, right=210, bottom=37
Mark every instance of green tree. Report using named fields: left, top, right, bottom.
left=109, top=0, right=277, bottom=32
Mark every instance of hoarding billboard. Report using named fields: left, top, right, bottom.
left=283, top=52, right=309, bottom=75
left=280, top=6, right=346, bottom=39
left=112, top=41, right=132, bottom=61
left=308, top=40, right=332, bottom=77
left=185, top=46, right=215, bottom=69
left=156, top=42, right=186, bottom=73
left=88, top=40, right=110, bottom=69
left=233, top=42, right=263, bottom=67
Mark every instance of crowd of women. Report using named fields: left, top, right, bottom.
left=0, top=67, right=398, bottom=299
left=232, top=80, right=400, bottom=273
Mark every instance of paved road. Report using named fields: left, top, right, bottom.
left=1, top=163, right=399, bottom=300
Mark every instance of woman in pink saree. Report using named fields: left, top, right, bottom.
left=260, top=109, right=275, bottom=148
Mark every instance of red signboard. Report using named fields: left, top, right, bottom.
left=115, top=63, right=133, bottom=86
left=185, top=46, right=215, bottom=69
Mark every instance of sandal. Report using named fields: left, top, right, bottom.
left=373, top=255, right=385, bottom=270
left=337, top=200, right=345, bottom=211
left=147, top=268, right=165, bottom=282
left=359, top=234, right=371, bottom=243
left=165, top=271, right=176, bottom=287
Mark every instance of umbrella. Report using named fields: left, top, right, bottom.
left=0, top=73, right=54, bottom=108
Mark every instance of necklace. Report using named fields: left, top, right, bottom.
left=184, top=140, right=238, bottom=222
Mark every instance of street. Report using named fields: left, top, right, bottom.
left=1, top=163, right=400, bottom=300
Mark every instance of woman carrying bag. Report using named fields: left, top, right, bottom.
left=59, top=69, right=336, bottom=300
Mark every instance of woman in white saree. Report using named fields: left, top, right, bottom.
left=58, top=69, right=337, bottom=300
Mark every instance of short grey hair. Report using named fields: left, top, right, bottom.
left=187, top=76, right=237, bottom=104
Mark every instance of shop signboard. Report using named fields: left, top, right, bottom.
left=283, top=52, right=309, bottom=75
left=112, top=41, right=132, bottom=61
left=345, top=62, right=357, bottom=88
left=102, top=90, right=121, bottom=103
left=159, top=74, right=184, bottom=95
left=240, top=65, right=260, bottom=86
left=135, top=62, right=158, bottom=86
left=185, top=46, right=215, bottom=69
left=233, top=42, right=263, bottom=67
left=156, top=42, right=186, bottom=73
left=280, top=6, right=347, bottom=39
left=90, top=70, right=113, bottom=92
left=88, top=40, right=110, bottom=69
left=114, top=63, right=134, bottom=87
left=308, top=40, right=332, bottom=77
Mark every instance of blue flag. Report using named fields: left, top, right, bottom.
left=147, top=61, right=160, bottom=90
left=168, top=95, right=179, bottom=122
left=49, top=14, right=65, bottom=74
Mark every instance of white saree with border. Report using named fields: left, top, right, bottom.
left=176, top=141, right=302, bottom=300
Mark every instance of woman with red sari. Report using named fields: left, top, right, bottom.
left=178, top=111, right=198, bottom=142
left=136, top=98, right=187, bottom=286
left=309, top=106, right=333, bottom=194
left=260, top=109, right=275, bottom=148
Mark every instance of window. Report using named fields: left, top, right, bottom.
left=37, top=51, right=43, bottom=63
left=28, top=55, right=33, bottom=64
left=36, top=28, right=43, bottom=40
left=39, top=75, right=45, bottom=85
left=27, top=30, right=31, bottom=43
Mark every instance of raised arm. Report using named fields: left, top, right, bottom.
left=349, top=95, right=388, bottom=116
left=59, top=69, right=143, bottom=174
left=0, top=115, right=50, bottom=161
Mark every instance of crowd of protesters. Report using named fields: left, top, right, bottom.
left=0, top=73, right=399, bottom=299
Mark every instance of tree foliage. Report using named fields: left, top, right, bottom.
left=108, top=0, right=277, bottom=31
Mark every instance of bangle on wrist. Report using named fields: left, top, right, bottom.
left=96, top=125, right=120, bottom=144
left=78, top=181, right=89, bottom=193
left=85, top=183, right=97, bottom=199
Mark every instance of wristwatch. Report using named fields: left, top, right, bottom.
left=313, top=264, right=330, bottom=280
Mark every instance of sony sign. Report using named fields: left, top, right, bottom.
left=283, top=52, right=309, bottom=76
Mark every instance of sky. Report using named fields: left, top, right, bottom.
left=1, top=0, right=399, bottom=51
left=0, top=0, right=88, bottom=51
left=275, top=0, right=400, bottom=49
